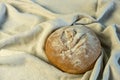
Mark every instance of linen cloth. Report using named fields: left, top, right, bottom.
left=0, top=0, right=120, bottom=80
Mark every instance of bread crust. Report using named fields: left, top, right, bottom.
left=45, top=25, right=101, bottom=74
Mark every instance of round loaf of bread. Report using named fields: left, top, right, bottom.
left=45, top=25, right=101, bottom=74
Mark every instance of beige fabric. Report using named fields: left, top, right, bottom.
left=0, top=0, right=120, bottom=80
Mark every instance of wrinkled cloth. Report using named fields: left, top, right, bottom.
left=0, top=0, right=120, bottom=80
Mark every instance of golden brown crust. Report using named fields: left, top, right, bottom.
left=45, top=25, right=101, bottom=74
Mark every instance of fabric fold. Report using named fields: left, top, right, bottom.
left=0, top=3, right=6, bottom=26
